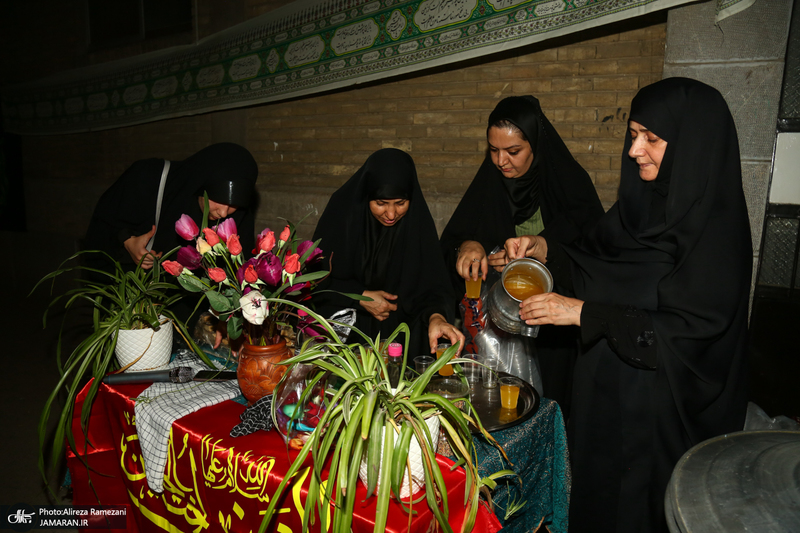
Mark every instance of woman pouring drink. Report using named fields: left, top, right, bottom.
left=501, top=78, right=752, bottom=532
left=440, top=95, right=604, bottom=407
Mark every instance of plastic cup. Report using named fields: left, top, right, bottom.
left=498, top=376, right=522, bottom=409
left=436, top=343, right=454, bottom=376
left=414, top=355, right=435, bottom=375
left=465, top=276, right=482, bottom=299
left=460, top=353, right=480, bottom=382
left=481, top=357, right=499, bottom=388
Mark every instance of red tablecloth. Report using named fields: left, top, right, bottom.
left=67, top=381, right=502, bottom=533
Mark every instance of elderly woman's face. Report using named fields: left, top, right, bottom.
left=369, top=198, right=409, bottom=227
left=628, top=120, right=668, bottom=182
left=487, top=126, right=534, bottom=179
left=199, top=197, right=238, bottom=221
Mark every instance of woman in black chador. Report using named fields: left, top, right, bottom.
left=85, top=142, right=258, bottom=272
left=504, top=78, right=752, bottom=532
left=313, top=148, right=463, bottom=355
left=440, top=95, right=604, bottom=409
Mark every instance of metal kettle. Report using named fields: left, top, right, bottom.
left=486, top=258, right=553, bottom=337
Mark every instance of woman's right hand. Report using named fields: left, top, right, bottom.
left=360, top=290, right=398, bottom=321
left=504, top=235, right=548, bottom=263
left=123, top=225, right=162, bottom=269
left=456, top=240, right=488, bottom=281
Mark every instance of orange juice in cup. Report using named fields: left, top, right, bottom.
left=465, top=275, right=482, bottom=299
left=499, top=377, right=522, bottom=409
left=436, top=343, right=454, bottom=376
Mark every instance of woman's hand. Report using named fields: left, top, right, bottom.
left=427, top=313, right=465, bottom=354
left=519, top=293, right=583, bottom=327
left=360, top=290, right=398, bottom=321
left=504, top=235, right=548, bottom=263
left=456, top=240, right=487, bottom=281
left=123, top=225, right=162, bottom=269
left=487, top=248, right=509, bottom=272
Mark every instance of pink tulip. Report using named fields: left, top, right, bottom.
left=216, top=218, right=237, bottom=243
left=228, top=235, right=242, bottom=256
left=177, top=245, right=203, bottom=270
left=202, top=228, right=220, bottom=247
left=208, top=267, right=226, bottom=283
left=284, top=253, right=301, bottom=274
left=175, top=215, right=199, bottom=241
left=163, top=260, right=184, bottom=276
left=257, top=229, right=276, bottom=253
left=279, top=225, right=291, bottom=243
left=297, top=240, right=323, bottom=263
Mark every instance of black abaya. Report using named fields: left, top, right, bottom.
left=563, top=78, right=752, bottom=532
left=85, top=143, right=258, bottom=271
left=312, top=149, right=454, bottom=354
left=439, top=95, right=604, bottom=407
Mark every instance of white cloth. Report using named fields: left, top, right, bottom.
left=133, top=350, right=240, bottom=492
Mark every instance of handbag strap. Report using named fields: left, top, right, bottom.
left=146, top=160, right=171, bottom=252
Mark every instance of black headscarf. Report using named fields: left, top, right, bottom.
left=85, top=142, right=258, bottom=269
left=440, top=95, right=605, bottom=291
left=564, top=78, right=752, bottom=532
left=312, top=149, right=454, bottom=352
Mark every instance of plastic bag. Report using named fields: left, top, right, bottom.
left=743, top=402, right=800, bottom=431
left=461, top=275, right=543, bottom=395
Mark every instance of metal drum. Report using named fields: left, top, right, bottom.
left=666, top=430, right=800, bottom=533
left=486, top=258, right=553, bottom=337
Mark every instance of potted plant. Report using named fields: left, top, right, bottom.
left=32, top=249, right=213, bottom=491
left=164, top=206, right=362, bottom=403
left=260, top=304, right=514, bottom=533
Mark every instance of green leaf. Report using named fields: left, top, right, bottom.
left=177, top=274, right=206, bottom=293
left=206, top=290, right=233, bottom=312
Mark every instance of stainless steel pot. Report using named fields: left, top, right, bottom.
left=486, top=258, right=553, bottom=337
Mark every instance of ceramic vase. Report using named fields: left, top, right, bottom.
left=358, top=416, right=440, bottom=499
left=237, top=338, right=292, bottom=404
left=115, top=316, right=173, bottom=371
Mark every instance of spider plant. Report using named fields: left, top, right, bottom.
left=260, top=301, right=513, bottom=533
left=31, top=249, right=213, bottom=495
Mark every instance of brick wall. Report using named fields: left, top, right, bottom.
left=3, top=1, right=665, bottom=242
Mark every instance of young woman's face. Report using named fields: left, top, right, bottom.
left=628, top=120, right=668, bottom=182
left=487, top=126, right=534, bottom=179
left=369, top=198, right=409, bottom=227
left=199, top=197, right=238, bottom=221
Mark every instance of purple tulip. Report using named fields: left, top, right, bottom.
left=256, top=252, right=283, bottom=287
left=286, top=281, right=310, bottom=294
left=297, top=240, right=323, bottom=263
left=216, top=218, right=237, bottom=243
left=177, top=245, right=203, bottom=270
left=175, top=214, right=199, bottom=241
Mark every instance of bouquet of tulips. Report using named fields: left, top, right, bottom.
left=163, top=203, right=326, bottom=345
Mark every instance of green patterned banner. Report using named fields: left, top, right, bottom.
left=1, top=0, right=748, bottom=135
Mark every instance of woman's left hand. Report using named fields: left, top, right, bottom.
left=428, top=313, right=465, bottom=354
left=519, top=293, right=584, bottom=327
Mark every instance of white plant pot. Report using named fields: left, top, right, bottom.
left=115, top=316, right=173, bottom=372
left=358, top=415, right=440, bottom=499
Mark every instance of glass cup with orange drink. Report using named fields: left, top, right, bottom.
left=436, top=342, right=454, bottom=376
left=465, top=271, right=482, bottom=299
left=498, top=376, right=523, bottom=410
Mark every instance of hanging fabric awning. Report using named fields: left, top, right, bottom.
left=1, top=0, right=751, bottom=135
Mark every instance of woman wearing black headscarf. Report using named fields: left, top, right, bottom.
left=440, top=96, right=604, bottom=408
left=504, top=78, right=752, bottom=532
left=85, top=142, right=258, bottom=273
left=312, top=148, right=463, bottom=355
